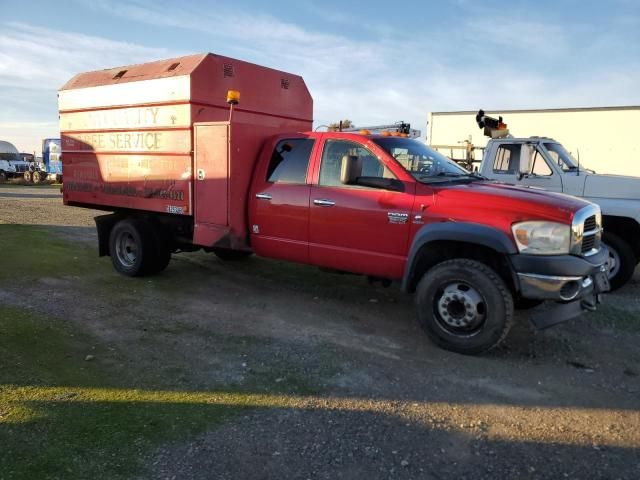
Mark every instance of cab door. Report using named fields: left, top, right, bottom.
left=249, top=136, right=317, bottom=264
left=308, top=138, right=415, bottom=279
left=490, top=143, right=562, bottom=192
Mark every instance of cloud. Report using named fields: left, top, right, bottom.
left=0, top=21, right=178, bottom=151
left=3, top=1, right=640, bottom=152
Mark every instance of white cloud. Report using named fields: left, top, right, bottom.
left=3, top=1, right=640, bottom=153
left=0, top=21, right=178, bottom=151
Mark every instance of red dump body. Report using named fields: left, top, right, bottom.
left=59, top=53, right=312, bottom=248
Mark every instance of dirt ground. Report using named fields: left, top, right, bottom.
left=2, top=184, right=640, bottom=479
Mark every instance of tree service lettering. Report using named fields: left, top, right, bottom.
left=71, top=132, right=163, bottom=151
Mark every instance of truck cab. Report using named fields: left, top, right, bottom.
left=0, top=140, right=29, bottom=180
left=245, top=131, right=609, bottom=353
left=480, top=136, right=640, bottom=289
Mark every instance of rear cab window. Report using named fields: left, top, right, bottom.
left=266, top=138, right=315, bottom=184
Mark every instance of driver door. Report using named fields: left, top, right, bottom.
left=308, top=138, right=415, bottom=279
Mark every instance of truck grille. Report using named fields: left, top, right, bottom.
left=583, top=215, right=597, bottom=233
left=571, top=207, right=602, bottom=256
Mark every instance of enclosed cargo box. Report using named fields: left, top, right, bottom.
left=59, top=53, right=312, bottom=248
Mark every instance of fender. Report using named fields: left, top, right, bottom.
left=402, top=222, right=517, bottom=292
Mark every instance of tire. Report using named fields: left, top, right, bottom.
left=0, top=171, right=6, bottom=182
left=415, top=259, right=514, bottom=355
left=32, top=171, right=42, bottom=184
left=212, top=248, right=253, bottom=261
left=55, top=174, right=63, bottom=184
left=602, top=232, right=637, bottom=291
left=23, top=171, right=32, bottom=183
left=108, top=218, right=158, bottom=276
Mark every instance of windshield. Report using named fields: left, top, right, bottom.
left=543, top=143, right=579, bottom=172
left=372, top=137, right=474, bottom=182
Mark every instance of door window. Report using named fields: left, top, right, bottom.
left=530, top=150, right=553, bottom=176
left=492, top=144, right=521, bottom=174
left=266, top=139, right=315, bottom=184
left=319, top=140, right=394, bottom=187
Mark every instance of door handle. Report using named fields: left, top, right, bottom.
left=255, top=193, right=272, bottom=200
left=313, top=199, right=335, bottom=207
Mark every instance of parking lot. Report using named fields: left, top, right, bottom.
left=1, top=184, right=639, bottom=479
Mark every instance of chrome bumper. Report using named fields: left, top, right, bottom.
left=517, top=273, right=595, bottom=302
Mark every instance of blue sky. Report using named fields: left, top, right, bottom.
left=1, top=0, right=639, bottom=153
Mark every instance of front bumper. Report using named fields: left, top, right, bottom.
left=510, top=248, right=610, bottom=329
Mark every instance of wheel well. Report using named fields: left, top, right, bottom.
left=406, top=240, right=516, bottom=294
left=603, top=215, right=640, bottom=258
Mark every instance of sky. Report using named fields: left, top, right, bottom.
left=1, top=0, right=639, bottom=153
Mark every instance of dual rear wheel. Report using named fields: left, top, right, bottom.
left=109, top=218, right=171, bottom=276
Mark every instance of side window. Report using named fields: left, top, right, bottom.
left=319, top=140, right=395, bottom=187
left=492, top=145, right=521, bottom=174
left=267, top=138, right=314, bottom=184
left=531, top=150, right=552, bottom=176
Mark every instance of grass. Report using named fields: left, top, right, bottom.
left=0, top=225, right=337, bottom=478
left=0, top=225, right=105, bottom=280
left=0, top=305, right=249, bottom=479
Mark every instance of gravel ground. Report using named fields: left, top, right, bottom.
left=2, top=184, right=639, bottom=479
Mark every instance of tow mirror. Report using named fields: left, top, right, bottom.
left=518, top=144, right=534, bottom=180
left=340, top=155, right=362, bottom=184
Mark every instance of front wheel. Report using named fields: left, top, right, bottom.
left=602, top=232, right=637, bottom=291
left=415, top=259, right=514, bottom=355
left=23, top=171, right=32, bottom=183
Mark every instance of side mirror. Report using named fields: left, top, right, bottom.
left=518, top=144, right=534, bottom=180
left=340, top=155, right=362, bottom=184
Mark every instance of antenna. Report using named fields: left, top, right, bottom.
left=576, top=149, right=580, bottom=176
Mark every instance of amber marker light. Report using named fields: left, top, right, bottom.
left=227, top=90, right=240, bottom=105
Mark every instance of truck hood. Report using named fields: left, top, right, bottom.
left=428, top=181, right=591, bottom=224
left=583, top=173, right=640, bottom=200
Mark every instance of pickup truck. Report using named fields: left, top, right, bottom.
left=478, top=135, right=640, bottom=290
left=59, top=53, right=610, bottom=355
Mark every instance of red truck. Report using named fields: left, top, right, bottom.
left=59, top=53, right=610, bottom=354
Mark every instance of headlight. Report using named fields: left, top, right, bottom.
left=512, top=221, right=570, bottom=255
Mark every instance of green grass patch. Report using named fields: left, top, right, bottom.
left=0, top=225, right=105, bottom=281
left=0, top=305, right=245, bottom=479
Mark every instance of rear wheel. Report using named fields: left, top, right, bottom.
left=0, top=171, right=6, bottom=182
left=109, top=218, right=160, bottom=276
left=212, top=248, right=252, bottom=261
left=602, top=232, right=637, bottom=290
left=415, top=259, right=514, bottom=355
left=32, top=171, right=42, bottom=184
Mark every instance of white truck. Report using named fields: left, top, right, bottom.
left=0, top=140, right=30, bottom=181
left=474, top=111, right=639, bottom=290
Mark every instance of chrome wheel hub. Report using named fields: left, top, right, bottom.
left=606, top=244, right=620, bottom=280
left=437, top=283, right=486, bottom=329
left=115, top=232, right=138, bottom=267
